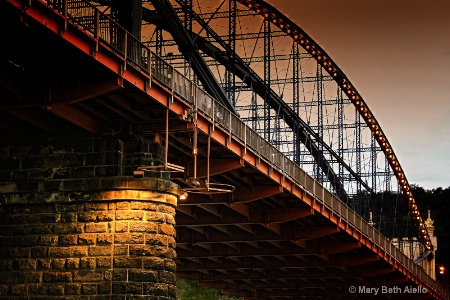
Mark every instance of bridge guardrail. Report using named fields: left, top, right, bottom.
left=36, top=0, right=448, bottom=297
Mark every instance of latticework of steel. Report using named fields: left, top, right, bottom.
left=87, top=0, right=432, bottom=253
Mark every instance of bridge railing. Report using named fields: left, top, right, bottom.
left=45, top=0, right=152, bottom=75
left=152, top=42, right=448, bottom=300
left=37, top=0, right=447, bottom=297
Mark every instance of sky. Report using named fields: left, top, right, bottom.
left=266, top=0, right=450, bottom=190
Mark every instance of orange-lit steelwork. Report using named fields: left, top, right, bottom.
left=238, top=0, right=431, bottom=252
left=0, top=0, right=447, bottom=299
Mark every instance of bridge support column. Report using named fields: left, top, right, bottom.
left=0, top=139, right=179, bottom=299
left=115, top=0, right=143, bottom=39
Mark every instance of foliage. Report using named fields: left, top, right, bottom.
left=411, top=184, right=450, bottom=281
left=177, top=278, right=241, bottom=300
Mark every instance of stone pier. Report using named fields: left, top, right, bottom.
left=0, top=139, right=179, bottom=299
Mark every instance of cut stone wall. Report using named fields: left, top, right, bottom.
left=0, top=139, right=179, bottom=299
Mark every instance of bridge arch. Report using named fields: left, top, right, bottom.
left=136, top=0, right=431, bottom=249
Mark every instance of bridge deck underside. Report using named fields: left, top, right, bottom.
left=0, top=2, right=440, bottom=300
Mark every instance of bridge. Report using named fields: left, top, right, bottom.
left=0, top=0, right=448, bottom=299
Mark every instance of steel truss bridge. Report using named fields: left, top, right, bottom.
left=0, top=0, right=448, bottom=299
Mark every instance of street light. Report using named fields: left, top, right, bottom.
left=439, top=265, right=446, bottom=275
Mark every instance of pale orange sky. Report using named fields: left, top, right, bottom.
left=266, top=0, right=450, bottom=189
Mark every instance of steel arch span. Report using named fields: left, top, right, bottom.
left=113, top=0, right=430, bottom=250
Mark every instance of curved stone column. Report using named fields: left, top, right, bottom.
left=0, top=140, right=180, bottom=299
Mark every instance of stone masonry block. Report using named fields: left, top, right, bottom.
left=97, top=282, right=112, bottom=295
left=154, top=247, right=176, bottom=260
left=65, top=283, right=82, bottom=295
left=84, top=203, right=108, bottom=211
left=115, top=202, right=130, bottom=210
left=0, top=260, right=13, bottom=271
left=77, top=234, right=96, bottom=245
left=85, top=223, right=109, bottom=233
left=52, top=168, right=72, bottom=179
left=31, top=247, right=47, bottom=258
left=52, top=258, right=66, bottom=270
left=158, top=223, right=175, bottom=237
left=97, top=234, right=113, bottom=245
left=47, top=283, right=65, bottom=295
left=39, top=236, right=59, bottom=246
left=158, top=271, right=176, bottom=285
left=96, top=258, right=111, bottom=269
left=79, top=258, right=96, bottom=269
left=113, top=245, right=128, bottom=256
left=165, top=214, right=175, bottom=225
left=20, top=271, right=41, bottom=283
left=16, top=259, right=37, bottom=270
left=60, top=212, right=77, bottom=223
left=164, top=260, right=176, bottom=273
left=16, top=235, right=39, bottom=247
left=112, top=282, right=143, bottom=295
left=157, top=204, right=176, bottom=216
left=129, top=222, right=157, bottom=233
left=11, top=247, right=31, bottom=258
left=59, top=235, right=78, bottom=246
left=143, top=257, right=165, bottom=270
left=0, top=182, right=17, bottom=193
left=36, top=259, right=52, bottom=270
left=30, top=283, right=48, bottom=295
left=0, top=271, right=18, bottom=283
left=144, top=234, right=168, bottom=247
left=113, top=257, right=142, bottom=269
left=143, top=283, right=167, bottom=297
left=55, top=203, right=84, bottom=213
left=130, top=202, right=157, bottom=211
left=115, top=210, right=144, bottom=221
left=112, top=269, right=127, bottom=281
left=48, top=246, right=88, bottom=258
left=73, top=270, right=104, bottom=282
left=10, top=284, right=28, bottom=296
left=145, top=211, right=165, bottom=223
left=129, top=270, right=158, bottom=282
left=62, top=153, right=86, bottom=167
left=114, top=233, right=144, bottom=244
left=43, top=271, right=73, bottom=283
left=129, top=245, right=156, bottom=257
left=88, top=246, right=112, bottom=257
left=81, top=283, right=97, bottom=295
left=78, top=211, right=114, bottom=222
left=54, top=223, right=83, bottom=234
left=66, top=258, right=80, bottom=269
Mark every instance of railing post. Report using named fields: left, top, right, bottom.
left=122, top=31, right=128, bottom=74
left=228, top=110, right=232, bottom=145
left=92, top=8, right=99, bottom=56
left=62, top=0, right=67, bottom=32
left=146, top=49, right=152, bottom=90
left=170, top=66, right=174, bottom=106
left=243, top=121, right=246, bottom=149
